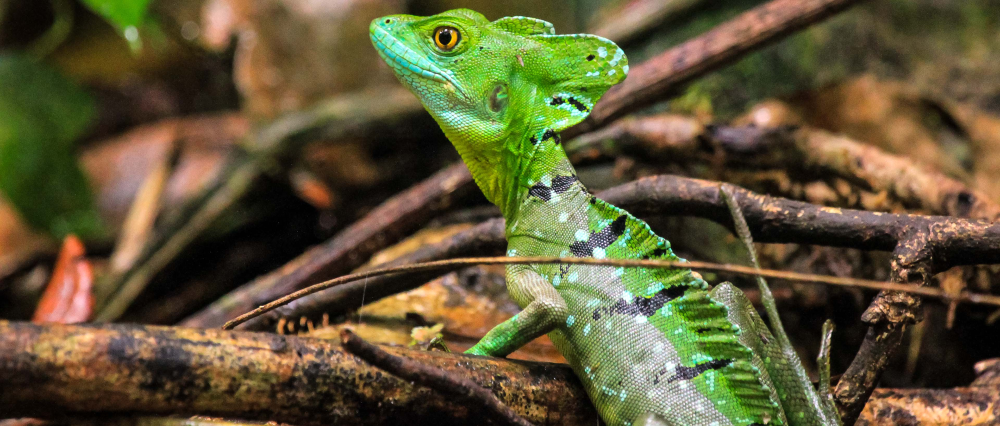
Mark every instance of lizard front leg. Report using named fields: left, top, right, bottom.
left=465, top=267, right=567, bottom=357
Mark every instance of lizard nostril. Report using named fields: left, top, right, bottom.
left=385, top=19, right=391, bottom=24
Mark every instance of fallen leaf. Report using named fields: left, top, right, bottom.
left=32, top=235, right=94, bottom=323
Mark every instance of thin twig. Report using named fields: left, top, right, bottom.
left=239, top=218, right=506, bottom=331
left=818, top=320, right=842, bottom=424
left=719, top=185, right=791, bottom=349
left=340, top=329, right=534, bottom=426
left=181, top=162, right=475, bottom=328
left=97, top=88, right=423, bottom=322
left=222, top=255, right=1000, bottom=330
left=250, top=175, right=1000, bottom=332
left=108, top=140, right=180, bottom=277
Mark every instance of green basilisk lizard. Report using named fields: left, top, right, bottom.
left=370, top=9, right=841, bottom=426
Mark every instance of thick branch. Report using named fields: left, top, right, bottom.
left=709, top=125, right=1000, bottom=220
left=0, top=321, right=594, bottom=425
left=247, top=176, right=1000, bottom=331
left=568, top=115, right=1000, bottom=220
left=340, top=329, right=533, bottom=426
left=855, top=388, right=1000, bottom=425
left=603, top=176, right=1000, bottom=271
left=1, top=322, right=995, bottom=425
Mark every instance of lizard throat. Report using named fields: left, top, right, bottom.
left=371, top=26, right=466, bottom=97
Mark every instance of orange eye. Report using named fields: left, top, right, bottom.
left=434, top=26, right=460, bottom=51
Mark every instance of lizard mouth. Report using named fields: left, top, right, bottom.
left=371, top=25, right=466, bottom=98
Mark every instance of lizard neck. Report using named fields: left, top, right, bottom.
left=496, top=128, right=580, bottom=235
left=450, top=117, right=574, bottom=225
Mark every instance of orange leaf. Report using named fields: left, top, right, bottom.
left=32, top=235, right=94, bottom=323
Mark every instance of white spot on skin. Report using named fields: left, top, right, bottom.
left=586, top=71, right=599, bottom=77
left=623, top=65, right=629, bottom=75
left=597, top=47, right=608, bottom=58
left=574, top=229, right=589, bottom=241
left=622, top=290, right=633, bottom=300
left=558, top=212, right=569, bottom=222
left=567, top=271, right=579, bottom=282
left=583, top=323, right=591, bottom=335
left=635, top=316, right=647, bottom=324
left=653, top=342, right=665, bottom=353
left=609, top=48, right=625, bottom=65
left=592, top=247, right=606, bottom=258
left=566, top=315, right=575, bottom=326
left=607, top=69, right=616, bottom=76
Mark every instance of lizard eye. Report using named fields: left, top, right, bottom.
left=433, top=27, right=460, bottom=51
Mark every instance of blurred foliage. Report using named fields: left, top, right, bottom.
left=0, top=53, right=105, bottom=240
left=620, top=0, right=1000, bottom=119
left=79, top=0, right=152, bottom=50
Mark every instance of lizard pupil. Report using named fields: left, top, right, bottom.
left=434, top=27, right=459, bottom=51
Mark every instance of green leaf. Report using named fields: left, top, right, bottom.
left=0, top=54, right=105, bottom=240
left=79, top=0, right=152, bottom=50
left=79, top=0, right=151, bottom=29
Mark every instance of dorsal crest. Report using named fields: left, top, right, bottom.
left=493, top=16, right=555, bottom=35
left=519, top=33, right=628, bottom=132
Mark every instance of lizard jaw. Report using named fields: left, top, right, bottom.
left=371, top=25, right=467, bottom=99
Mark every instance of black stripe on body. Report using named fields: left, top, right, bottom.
left=527, top=175, right=578, bottom=202
left=570, top=215, right=627, bottom=257
left=566, top=97, right=589, bottom=112
left=653, top=359, right=734, bottom=385
left=541, top=129, right=560, bottom=144
left=592, top=285, right=688, bottom=320
left=549, top=97, right=588, bottom=113
left=528, top=183, right=551, bottom=201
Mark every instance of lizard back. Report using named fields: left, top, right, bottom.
left=507, top=148, right=786, bottom=426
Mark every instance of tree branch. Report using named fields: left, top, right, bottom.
left=0, top=321, right=594, bottom=426
left=567, top=115, right=1000, bottom=219
left=340, top=329, right=533, bottom=426
left=1, top=322, right=995, bottom=425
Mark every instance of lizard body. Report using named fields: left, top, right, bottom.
left=370, top=9, right=839, bottom=426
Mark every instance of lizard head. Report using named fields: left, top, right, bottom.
left=371, top=9, right=627, bottom=202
